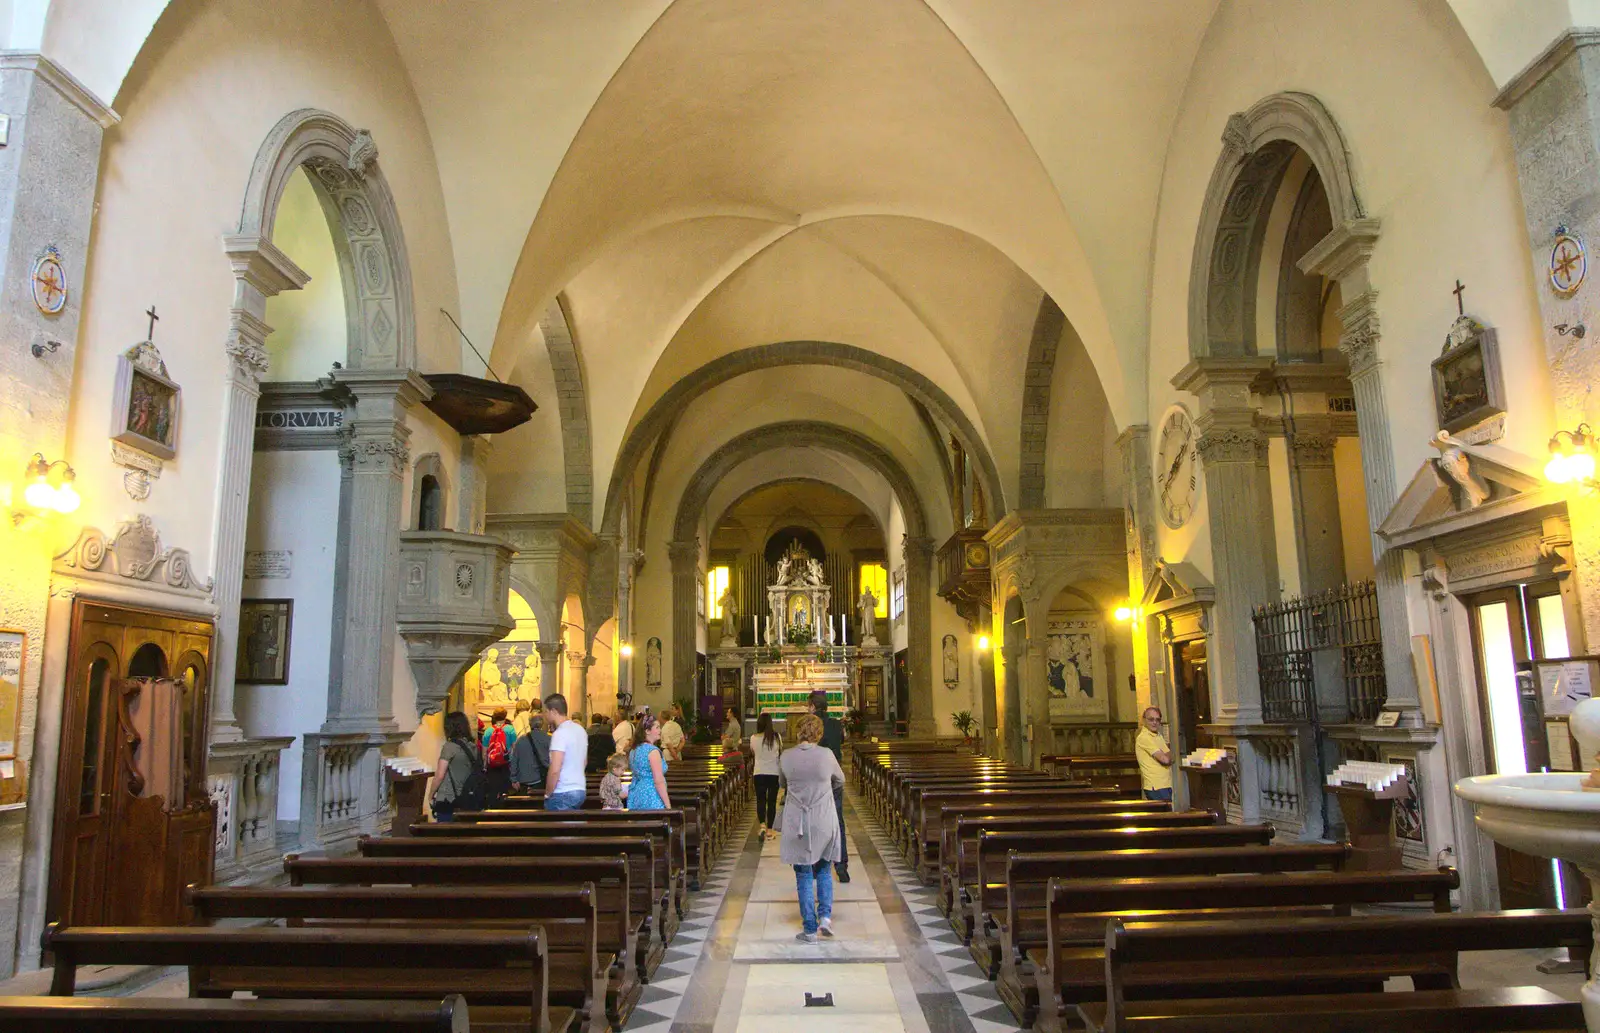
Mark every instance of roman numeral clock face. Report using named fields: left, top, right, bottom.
left=1156, top=405, right=1199, bottom=529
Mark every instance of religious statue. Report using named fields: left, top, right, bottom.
left=859, top=587, right=879, bottom=646
left=479, top=647, right=512, bottom=704
left=775, top=555, right=792, bottom=586
left=645, top=637, right=663, bottom=688
left=804, top=558, right=825, bottom=586
left=1431, top=430, right=1491, bottom=509
left=719, top=586, right=739, bottom=646
left=942, top=634, right=959, bottom=689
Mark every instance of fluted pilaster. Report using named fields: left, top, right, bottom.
left=904, top=535, right=937, bottom=737
left=668, top=539, right=701, bottom=703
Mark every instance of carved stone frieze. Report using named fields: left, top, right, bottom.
left=338, top=432, right=409, bottom=474
left=346, top=129, right=379, bottom=177
left=1289, top=433, right=1337, bottom=467
left=1196, top=426, right=1265, bottom=465
left=55, top=515, right=214, bottom=597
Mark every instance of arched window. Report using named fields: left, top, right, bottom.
left=419, top=475, right=443, bottom=530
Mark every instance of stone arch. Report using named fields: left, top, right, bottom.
left=541, top=297, right=594, bottom=527
left=672, top=422, right=929, bottom=542
left=1188, top=92, right=1368, bottom=360
left=410, top=453, right=450, bottom=530
left=604, top=342, right=994, bottom=538
left=232, top=108, right=415, bottom=370
left=1018, top=296, right=1066, bottom=508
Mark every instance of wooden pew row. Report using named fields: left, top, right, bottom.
left=185, top=885, right=614, bottom=1033
left=993, top=843, right=1351, bottom=1026
left=443, top=807, right=697, bottom=895
left=0, top=995, right=472, bottom=1032
left=286, top=853, right=665, bottom=982
left=408, top=819, right=687, bottom=929
left=41, top=924, right=562, bottom=1033
left=958, top=816, right=1240, bottom=958
left=904, top=786, right=1117, bottom=873
left=933, top=800, right=1169, bottom=915
left=1033, top=867, right=1462, bottom=1033
left=361, top=833, right=675, bottom=949
left=1082, top=910, right=1592, bottom=1033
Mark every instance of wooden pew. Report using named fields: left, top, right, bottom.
left=1082, top=909, right=1593, bottom=1032
left=0, top=995, right=471, bottom=1032
left=959, top=815, right=1231, bottom=959
left=994, top=843, right=1351, bottom=1026
left=906, top=787, right=1118, bottom=876
left=1033, top=867, right=1461, bottom=1033
left=408, top=820, right=686, bottom=930
left=184, top=885, right=613, bottom=1033
left=447, top=807, right=702, bottom=893
left=1061, top=756, right=1141, bottom=793
left=285, top=853, right=665, bottom=981
left=41, top=924, right=561, bottom=1033
left=934, top=802, right=1168, bottom=917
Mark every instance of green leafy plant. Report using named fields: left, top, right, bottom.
left=845, top=708, right=866, bottom=737
left=673, top=697, right=700, bottom=739
left=787, top=622, right=814, bottom=646
left=951, top=710, right=977, bottom=743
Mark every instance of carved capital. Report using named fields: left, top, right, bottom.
left=535, top=641, right=565, bottom=662
left=1289, top=433, right=1337, bottom=467
left=225, top=330, right=270, bottom=385
left=1195, top=426, right=1265, bottom=465
left=903, top=534, right=937, bottom=565
left=666, top=539, right=700, bottom=572
left=1336, top=289, right=1382, bottom=374
left=338, top=430, right=408, bottom=474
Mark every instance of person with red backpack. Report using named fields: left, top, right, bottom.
left=480, top=708, right=517, bottom=804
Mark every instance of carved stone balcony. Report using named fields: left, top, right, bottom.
left=395, top=530, right=514, bottom=714
left=937, top=527, right=992, bottom=625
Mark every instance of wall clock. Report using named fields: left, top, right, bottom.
left=1155, top=404, right=1199, bottom=529
left=31, top=247, right=67, bottom=315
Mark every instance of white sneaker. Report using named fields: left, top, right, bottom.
left=795, top=930, right=818, bottom=944
left=819, top=917, right=834, bottom=938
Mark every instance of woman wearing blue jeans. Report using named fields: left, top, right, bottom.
left=778, top=713, right=846, bottom=943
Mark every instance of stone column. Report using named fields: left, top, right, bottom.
left=1300, top=226, right=1422, bottom=714
left=323, top=368, right=431, bottom=734
left=455, top=435, right=492, bottom=534
left=1116, top=425, right=1159, bottom=709
left=617, top=549, right=642, bottom=704
left=1496, top=30, right=1600, bottom=652
left=209, top=237, right=309, bottom=743
left=998, top=644, right=1023, bottom=763
left=1175, top=358, right=1274, bottom=724
left=570, top=653, right=595, bottom=719
left=975, top=603, right=998, bottom=753
left=904, top=534, right=938, bottom=738
left=535, top=641, right=564, bottom=702
left=668, top=539, right=701, bottom=703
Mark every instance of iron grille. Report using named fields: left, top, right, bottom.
left=1253, top=579, right=1387, bottom=723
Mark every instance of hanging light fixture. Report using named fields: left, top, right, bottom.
left=1545, top=424, right=1597, bottom=489
left=1113, top=602, right=1136, bottom=622
left=15, top=453, right=79, bottom=523
left=619, top=642, right=634, bottom=658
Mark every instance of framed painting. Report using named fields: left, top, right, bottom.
left=1045, top=615, right=1108, bottom=720
left=1431, top=320, right=1504, bottom=434
left=112, top=341, right=181, bottom=460
left=0, top=629, right=22, bottom=760
left=236, top=599, right=292, bottom=685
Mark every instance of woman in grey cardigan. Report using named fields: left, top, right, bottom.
left=779, top=713, right=846, bottom=942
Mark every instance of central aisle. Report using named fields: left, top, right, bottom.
left=646, top=787, right=1020, bottom=1033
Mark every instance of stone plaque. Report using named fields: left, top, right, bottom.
left=244, top=550, right=292, bottom=579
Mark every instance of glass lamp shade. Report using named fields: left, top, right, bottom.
left=1546, top=451, right=1573, bottom=485
left=22, top=478, right=56, bottom=510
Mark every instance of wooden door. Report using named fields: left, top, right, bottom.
left=1466, top=587, right=1553, bottom=909
left=49, top=600, right=214, bottom=929
left=861, top=666, right=885, bottom=721
left=1171, top=639, right=1211, bottom=756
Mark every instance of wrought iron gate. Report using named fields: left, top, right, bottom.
left=1253, top=579, right=1388, bottom=723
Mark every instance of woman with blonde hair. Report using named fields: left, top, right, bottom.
left=660, top=705, right=685, bottom=762
left=779, top=713, right=845, bottom=942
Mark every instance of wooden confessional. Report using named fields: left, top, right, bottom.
left=49, top=599, right=216, bottom=927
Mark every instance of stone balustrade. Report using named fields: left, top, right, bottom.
left=297, top=731, right=411, bottom=854
left=1049, top=721, right=1138, bottom=757
left=207, top=735, right=294, bottom=884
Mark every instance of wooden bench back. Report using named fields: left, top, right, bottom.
left=1099, top=910, right=1593, bottom=1033
left=0, top=995, right=469, bottom=1032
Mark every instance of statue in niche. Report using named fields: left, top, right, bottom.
left=645, top=637, right=662, bottom=689
left=719, top=586, right=739, bottom=646
left=859, top=587, right=879, bottom=646
left=479, top=648, right=512, bottom=704
left=942, top=634, right=959, bottom=689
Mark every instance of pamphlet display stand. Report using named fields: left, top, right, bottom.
left=1180, top=748, right=1231, bottom=816
left=385, top=758, right=432, bottom=837
left=1324, top=761, right=1408, bottom=870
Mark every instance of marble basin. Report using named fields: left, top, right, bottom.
left=1457, top=764, right=1600, bottom=1030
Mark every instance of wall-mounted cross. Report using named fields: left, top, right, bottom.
left=145, top=305, right=159, bottom=341
left=1452, top=279, right=1466, bottom=317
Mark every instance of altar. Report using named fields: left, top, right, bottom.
left=708, top=540, right=895, bottom=730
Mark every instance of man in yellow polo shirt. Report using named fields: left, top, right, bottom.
left=1136, top=706, right=1173, bottom=802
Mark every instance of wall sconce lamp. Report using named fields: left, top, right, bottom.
left=1113, top=602, right=1136, bottom=622
left=14, top=453, right=80, bottom=524
left=975, top=634, right=991, bottom=652
left=619, top=642, right=634, bottom=658
left=1545, top=424, right=1598, bottom=491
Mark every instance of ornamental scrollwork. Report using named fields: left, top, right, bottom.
left=225, top=334, right=270, bottom=384
left=1195, top=427, right=1264, bottom=465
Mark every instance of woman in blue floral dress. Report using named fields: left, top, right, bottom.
left=627, top=713, right=672, bottom=811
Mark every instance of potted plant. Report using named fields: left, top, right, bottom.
left=845, top=707, right=866, bottom=738
left=951, top=709, right=978, bottom=747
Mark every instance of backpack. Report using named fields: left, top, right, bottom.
left=485, top=725, right=510, bottom=768
left=436, top=738, right=489, bottom=812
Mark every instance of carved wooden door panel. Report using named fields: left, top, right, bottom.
left=54, top=642, right=120, bottom=926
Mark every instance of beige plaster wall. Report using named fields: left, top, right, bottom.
left=67, top=0, right=460, bottom=583
left=1146, top=0, right=1556, bottom=582
left=264, top=168, right=346, bottom=382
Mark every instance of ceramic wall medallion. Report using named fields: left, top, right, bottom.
left=1550, top=232, right=1586, bottom=296
left=31, top=247, right=67, bottom=315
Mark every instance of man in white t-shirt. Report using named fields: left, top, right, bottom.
left=542, top=692, right=589, bottom=810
